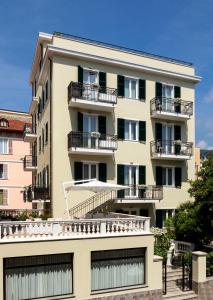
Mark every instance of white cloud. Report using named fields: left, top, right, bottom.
left=204, top=87, right=213, bottom=103
left=196, top=140, right=213, bottom=150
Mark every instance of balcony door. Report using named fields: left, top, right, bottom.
left=83, top=69, right=98, bottom=101
left=124, top=165, right=138, bottom=198
left=162, top=84, right=174, bottom=112
left=162, top=124, right=173, bottom=154
left=83, top=114, right=98, bottom=148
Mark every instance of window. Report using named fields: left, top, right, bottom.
left=91, top=248, right=145, bottom=291
left=45, top=122, right=48, bottom=144
left=0, top=119, right=8, bottom=127
left=162, top=167, right=174, bottom=186
left=156, top=209, right=175, bottom=228
left=4, top=253, right=73, bottom=300
left=124, top=77, right=138, bottom=99
left=0, top=189, right=7, bottom=205
left=45, top=80, right=48, bottom=102
left=42, top=129, right=44, bottom=150
left=0, top=138, right=8, bottom=154
left=39, top=136, right=41, bottom=152
left=0, top=164, right=7, bottom=179
left=83, top=69, right=98, bottom=85
left=83, top=162, right=98, bottom=180
left=124, top=120, right=138, bottom=141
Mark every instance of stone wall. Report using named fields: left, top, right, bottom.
left=92, top=289, right=162, bottom=300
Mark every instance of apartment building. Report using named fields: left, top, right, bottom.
left=0, top=109, right=32, bottom=215
left=25, top=32, right=201, bottom=226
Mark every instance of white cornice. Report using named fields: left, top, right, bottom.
left=37, top=45, right=201, bottom=85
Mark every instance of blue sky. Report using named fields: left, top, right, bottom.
left=0, top=0, right=213, bottom=148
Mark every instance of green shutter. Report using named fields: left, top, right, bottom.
left=99, top=163, right=107, bottom=182
left=156, top=210, right=163, bottom=228
left=139, top=121, right=146, bottom=142
left=155, top=123, right=162, bottom=140
left=98, top=116, right=106, bottom=135
left=99, top=72, right=106, bottom=93
left=156, top=166, right=163, bottom=185
left=117, top=118, right=125, bottom=140
left=139, top=79, right=146, bottom=100
left=74, top=162, right=83, bottom=181
left=78, top=66, right=83, bottom=84
left=78, top=112, right=83, bottom=132
left=117, top=75, right=125, bottom=97
left=117, top=164, right=125, bottom=198
left=174, top=125, right=181, bottom=140
left=174, top=86, right=181, bottom=98
left=156, top=82, right=162, bottom=98
left=139, top=166, right=146, bottom=185
left=175, top=167, right=182, bottom=187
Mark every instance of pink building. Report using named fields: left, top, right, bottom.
left=0, top=109, right=32, bottom=215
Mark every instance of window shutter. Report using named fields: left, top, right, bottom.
left=155, top=123, right=162, bottom=140
left=3, top=164, right=8, bottom=179
left=78, top=66, right=83, bottom=84
left=139, top=121, right=146, bottom=142
left=78, top=112, right=83, bottom=132
left=74, top=162, right=83, bottom=181
left=8, top=139, right=12, bottom=154
left=174, top=125, right=181, bottom=140
left=117, top=118, right=125, bottom=140
left=117, top=75, right=125, bottom=97
left=3, top=189, right=8, bottom=205
left=98, top=116, right=106, bottom=135
left=156, top=210, right=163, bottom=228
left=139, top=79, right=146, bottom=100
left=117, top=164, right=125, bottom=198
left=139, top=166, right=146, bottom=185
left=175, top=167, right=182, bottom=187
left=45, top=81, right=48, bottom=102
left=156, top=166, right=163, bottom=185
left=42, top=89, right=45, bottom=109
left=174, top=86, right=181, bottom=98
left=156, top=82, right=162, bottom=98
left=99, top=72, right=106, bottom=93
left=99, top=163, right=107, bottom=182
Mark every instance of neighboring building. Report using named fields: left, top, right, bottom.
left=0, top=109, right=32, bottom=214
left=25, top=32, right=201, bottom=226
left=195, top=147, right=201, bottom=178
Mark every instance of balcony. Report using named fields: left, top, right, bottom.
left=23, top=124, right=37, bottom=143
left=150, top=97, right=193, bottom=121
left=68, top=131, right=117, bottom=155
left=68, top=82, right=117, bottom=112
left=151, top=140, right=193, bottom=160
left=115, top=185, right=163, bottom=203
left=23, top=155, right=37, bottom=171
left=24, top=186, right=50, bottom=202
left=0, top=213, right=151, bottom=242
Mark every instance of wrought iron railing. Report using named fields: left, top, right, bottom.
left=24, top=155, right=37, bottom=168
left=23, top=186, right=50, bottom=201
left=150, top=97, right=193, bottom=117
left=68, top=81, right=117, bottom=104
left=151, top=140, right=193, bottom=157
left=68, top=131, right=118, bottom=151
left=116, top=185, right=163, bottom=200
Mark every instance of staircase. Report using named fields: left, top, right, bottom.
left=163, top=266, right=197, bottom=300
left=69, top=190, right=116, bottom=218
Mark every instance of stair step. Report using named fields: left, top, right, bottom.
left=163, top=291, right=197, bottom=300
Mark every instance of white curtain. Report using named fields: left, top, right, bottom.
left=5, top=254, right=72, bottom=300
left=91, top=249, right=145, bottom=291
left=0, top=138, right=8, bottom=154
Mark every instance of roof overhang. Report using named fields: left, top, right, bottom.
left=37, top=45, right=202, bottom=85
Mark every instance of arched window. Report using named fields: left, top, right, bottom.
left=0, top=119, right=9, bottom=128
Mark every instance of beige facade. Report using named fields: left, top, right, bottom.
left=26, top=32, right=201, bottom=226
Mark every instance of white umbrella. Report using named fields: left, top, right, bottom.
left=65, top=179, right=129, bottom=193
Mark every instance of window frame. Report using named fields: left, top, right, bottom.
left=124, top=76, right=139, bottom=100
left=83, top=162, right=99, bottom=180
left=0, top=119, right=9, bottom=128
left=0, top=138, right=9, bottom=154
left=83, top=68, right=99, bottom=85
left=0, top=188, right=8, bottom=206
left=0, top=164, right=7, bottom=180
left=162, top=166, right=175, bottom=187
left=124, top=119, right=139, bottom=141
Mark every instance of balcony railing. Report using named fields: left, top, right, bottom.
left=0, top=215, right=150, bottom=242
left=24, top=155, right=37, bottom=169
left=116, top=185, right=163, bottom=201
left=24, top=186, right=50, bottom=202
left=150, top=97, right=193, bottom=118
left=68, top=82, right=117, bottom=105
left=68, top=131, right=118, bottom=151
left=151, top=140, right=193, bottom=157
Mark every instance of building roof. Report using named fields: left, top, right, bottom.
left=53, top=31, right=194, bottom=67
left=0, top=110, right=31, bottom=133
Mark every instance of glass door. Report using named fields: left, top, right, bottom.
left=162, top=124, right=173, bottom=154
left=124, top=165, right=138, bottom=197
left=83, top=70, right=98, bottom=101
left=162, top=84, right=174, bottom=112
left=83, top=114, right=98, bottom=148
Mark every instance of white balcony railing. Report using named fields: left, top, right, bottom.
left=0, top=216, right=150, bottom=242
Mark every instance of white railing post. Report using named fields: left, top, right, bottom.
left=143, top=218, right=150, bottom=232
left=100, top=221, right=106, bottom=235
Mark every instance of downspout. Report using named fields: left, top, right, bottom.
left=49, top=58, right=53, bottom=217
